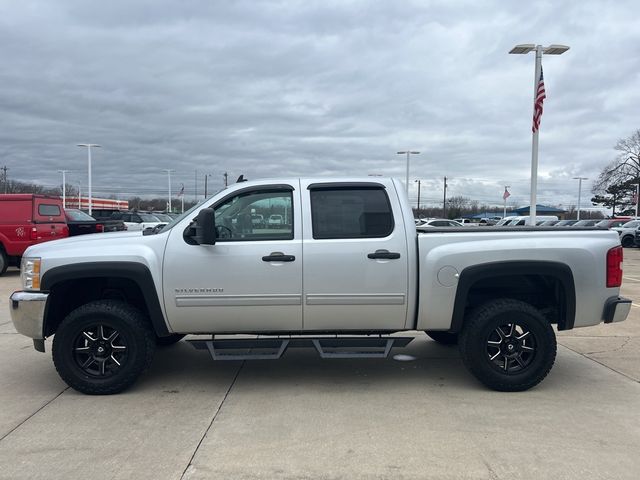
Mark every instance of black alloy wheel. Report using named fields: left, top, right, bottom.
left=459, top=299, right=556, bottom=392
left=53, top=300, right=155, bottom=395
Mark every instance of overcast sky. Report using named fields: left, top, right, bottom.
left=1, top=0, right=639, bottom=209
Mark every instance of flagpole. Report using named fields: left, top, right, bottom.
left=529, top=45, right=543, bottom=226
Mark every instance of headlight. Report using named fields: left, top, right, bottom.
left=21, top=257, right=41, bottom=290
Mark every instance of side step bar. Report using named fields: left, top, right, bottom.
left=188, top=336, right=414, bottom=361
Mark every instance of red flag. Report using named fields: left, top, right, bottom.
left=532, top=66, right=546, bottom=133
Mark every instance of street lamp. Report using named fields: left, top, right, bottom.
left=573, top=177, right=588, bottom=220
left=76, top=144, right=102, bottom=215
left=509, top=43, right=569, bottom=225
left=414, top=179, right=422, bottom=215
left=57, top=170, right=71, bottom=209
left=162, top=169, right=175, bottom=212
left=397, top=150, right=420, bottom=193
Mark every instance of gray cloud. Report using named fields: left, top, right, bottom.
left=1, top=0, right=639, bottom=209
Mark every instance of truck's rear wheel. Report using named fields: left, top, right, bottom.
left=459, top=299, right=556, bottom=392
left=52, top=300, right=155, bottom=395
left=425, top=331, right=458, bottom=345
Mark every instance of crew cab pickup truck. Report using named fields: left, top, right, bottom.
left=9, top=178, right=631, bottom=395
left=0, top=194, right=69, bottom=276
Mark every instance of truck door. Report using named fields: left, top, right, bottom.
left=163, top=182, right=303, bottom=333
left=33, top=198, right=67, bottom=242
left=301, top=180, right=409, bottom=330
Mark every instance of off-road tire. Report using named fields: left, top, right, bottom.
left=459, top=299, right=556, bottom=392
left=156, top=333, right=185, bottom=346
left=425, top=330, right=459, bottom=345
left=52, top=300, right=155, bottom=395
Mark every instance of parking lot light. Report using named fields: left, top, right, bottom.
left=76, top=144, right=101, bottom=215
left=397, top=150, right=420, bottom=193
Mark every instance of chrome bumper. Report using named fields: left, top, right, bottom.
left=603, top=296, right=632, bottom=324
left=9, top=291, right=48, bottom=339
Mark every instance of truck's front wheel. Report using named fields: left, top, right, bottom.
left=459, top=299, right=556, bottom=392
left=52, top=300, right=155, bottom=395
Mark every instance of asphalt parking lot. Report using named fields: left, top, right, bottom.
left=1, top=252, right=639, bottom=480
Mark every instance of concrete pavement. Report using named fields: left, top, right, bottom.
left=1, top=250, right=639, bottom=480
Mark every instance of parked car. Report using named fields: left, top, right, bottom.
left=109, top=211, right=165, bottom=231
left=554, top=220, right=578, bottom=227
left=537, top=220, right=559, bottom=226
left=9, top=177, right=630, bottom=395
left=453, top=218, right=477, bottom=226
left=571, top=220, right=600, bottom=227
left=478, top=216, right=502, bottom=226
left=87, top=209, right=127, bottom=232
left=494, top=217, right=516, bottom=226
left=612, top=220, right=640, bottom=247
left=152, top=213, right=174, bottom=223
left=596, top=218, right=633, bottom=229
left=416, top=219, right=463, bottom=228
left=64, top=209, right=104, bottom=236
left=0, top=194, right=69, bottom=275
left=268, top=214, right=284, bottom=225
left=508, top=215, right=559, bottom=226
left=252, top=214, right=266, bottom=228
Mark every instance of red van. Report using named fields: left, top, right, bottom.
left=0, top=194, right=69, bottom=275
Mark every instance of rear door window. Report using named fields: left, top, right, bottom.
left=310, top=187, right=394, bottom=239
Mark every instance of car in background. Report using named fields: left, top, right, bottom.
left=507, top=215, right=559, bottom=226
left=252, top=214, right=265, bottom=228
left=537, top=220, right=559, bottom=226
left=554, top=220, right=578, bottom=227
left=416, top=219, right=463, bottom=228
left=0, top=194, right=69, bottom=275
left=268, top=214, right=284, bottom=226
left=152, top=213, right=174, bottom=223
left=64, top=209, right=104, bottom=236
left=612, top=219, right=640, bottom=248
left=571, top=219, right=600, bottom=227
left=453, top=218, right=477, bottom=226
left=110, top=211, right=165, bottom=231
left=478, top=216, right=502, bottom=226
left=494, top=217, right=516, bottom=226
left=595, top=218, right=632, bottom=229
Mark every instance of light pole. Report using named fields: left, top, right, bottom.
left=204, top=174, right=212, bottom=198
left=162, top=169, right=175, bottom=212
left=77, top=144, right=101, bottom=215
left=573, top=177, right=588, bottom=220
left=57, top=170, right=71, bottom=209
left=397, top=150, right=420, bottom=193
left=443, top=176, right=448, bottom=218
left=414, top=179, right=421, bottom=216
left=509, top=43, right=569, bottom=225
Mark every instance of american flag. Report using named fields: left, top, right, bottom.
left=503, top=188, right=511, bottom=200
left=532, top=66, right=546, bottom=133
left=177, top=183, right=184, bottom=197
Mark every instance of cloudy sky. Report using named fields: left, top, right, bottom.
left=1, top=0, right=639, bottom=209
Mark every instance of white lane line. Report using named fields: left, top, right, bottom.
left=632, top=303, right=640, bottom=308
left=623, top=276, right=640, bottom=282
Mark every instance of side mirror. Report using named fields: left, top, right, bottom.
left=194, top=208, right=216, bottom=245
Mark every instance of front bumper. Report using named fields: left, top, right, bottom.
left=603, top=296, right=632, bottom=324
left=9, top=291, right=48, bottom=339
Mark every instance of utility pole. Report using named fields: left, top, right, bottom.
left=223, top=172, right=228, bottom=188
left=204, top=174, right=212, bottom=198
left=77, top=144, right=101, bottom=215
left=397, top=150, right=420, bottom=193
left=1, top=165, right=7, bottom=194
left=195, top=170, right=198, bottom=201
left=573, top=177, right=588, bottom=220
left=414, top=179, right=421, bottom=216
left=443, top=176, right=448, bottom=218
left=58, top=170, right=71, bottom=208
left=162, top=169, right=175, bottom=212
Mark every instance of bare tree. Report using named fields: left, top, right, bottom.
left=593, top=129, right=640, bottom=192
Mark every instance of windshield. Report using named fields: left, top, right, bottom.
left=622, top=221, right=639, bottom=229
left=65, top=209, right=95, bottom=221
left=153, top=213, right=172, bottom=222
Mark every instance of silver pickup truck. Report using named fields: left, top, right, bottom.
left=9, top=177, right=631, bottom=394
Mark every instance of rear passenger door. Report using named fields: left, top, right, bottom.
left=301, top=181, right=409, bottom=331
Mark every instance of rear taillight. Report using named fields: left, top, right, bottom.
left=96, top=224, right=104, bottom=232
left=29, top=227, right=38, bottom=240
left=606, top=246, right=623, bottom=288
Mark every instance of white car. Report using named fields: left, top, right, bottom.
left=612, top=220, right=640, bottom=248
left=417, top=219, right=463, bottom=228
left=268, top=214, right=284, bottom=225
left=110, top=212, right=166, bottom=232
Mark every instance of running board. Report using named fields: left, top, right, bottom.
left=188, top=336, right=414, bottom=361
